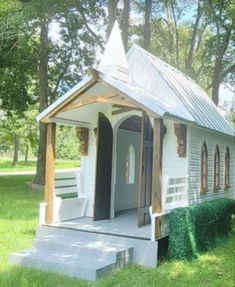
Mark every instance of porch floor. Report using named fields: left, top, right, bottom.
left=52, top=209, right=151, bottom=240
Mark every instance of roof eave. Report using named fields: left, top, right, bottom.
left=36, top=75, right=96, bottom=123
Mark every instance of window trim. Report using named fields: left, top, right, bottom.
left=214, top=145, right=220, bottom=190
left=225, top=147, right=230, bottom=188
left=201, top=142, right=208, bottom=193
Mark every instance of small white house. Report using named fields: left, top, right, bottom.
left=10, top=22, right=235, bottom=280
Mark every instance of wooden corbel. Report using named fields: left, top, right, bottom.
left=174, top=123, right=187, bottom=157
left=76, top=127, right=89, bottom=155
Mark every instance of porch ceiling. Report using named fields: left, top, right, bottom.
left=48, top=82, right=141, bottom=126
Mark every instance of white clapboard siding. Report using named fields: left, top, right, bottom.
left=188, top=125, right=235, bottom=205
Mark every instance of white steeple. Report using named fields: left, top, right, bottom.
left=98, top=21, right=129, bottom=82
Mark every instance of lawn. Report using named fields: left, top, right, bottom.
left=0, top=175, right=234, bottom=287
left=0, top=158, right=80, bottom=173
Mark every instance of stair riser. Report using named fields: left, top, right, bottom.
left=33, top=239, right=133, bottom=262
left=36, top=226, right=158, bottom=268
left=9, top=253, right=132, bottom=281
left=9, top=254, right=97, bottom=280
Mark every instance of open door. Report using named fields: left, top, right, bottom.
left=94, top=113, right=113, bottom=220
left=138, top=113, right=153, bottom=226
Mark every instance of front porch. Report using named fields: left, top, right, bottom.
left=52, top=209, right=151, bottom=240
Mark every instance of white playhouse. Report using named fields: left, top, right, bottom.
left=10, top=22, right=234, bottom=280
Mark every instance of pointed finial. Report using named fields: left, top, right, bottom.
left=98, top=21, right=129, bottom=82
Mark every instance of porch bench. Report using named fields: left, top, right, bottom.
left=54, top=170, right=87, bottom=222
left=39, top=170, right=87, bottom=224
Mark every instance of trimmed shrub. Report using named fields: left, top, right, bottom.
left=168, top=198, right=235, bottom=260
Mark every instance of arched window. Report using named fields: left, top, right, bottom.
left=126, top=145, right=135, bottom=184
left=214, top=145, right=220, bottom=190
left=225, top=147, right=230, bottom=187
left=201, top=142, right=208, bottom=192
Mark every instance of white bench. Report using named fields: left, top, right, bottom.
left=39, top=170, right=87, bottom=224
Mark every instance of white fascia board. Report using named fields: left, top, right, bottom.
left=36, top=76, right=93, bottom=122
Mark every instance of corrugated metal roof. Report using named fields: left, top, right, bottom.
left=37, top=43, right=233, bottom=136
left=127, top=44, right=234, bottom=136
left=97, top=70, right=194, bottom=122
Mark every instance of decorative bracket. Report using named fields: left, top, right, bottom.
left=76, top=127, right=89, bottom=155
left=174, top=123, right=187, bottom=158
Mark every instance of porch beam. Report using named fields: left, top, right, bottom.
left=60, top=92, right=119, bottom=113
left=96, top=97, right=136, bottom=108
left=45, top=122, right=56, bottom=224
left=60, top=95, right=136, bottom=113
left=60, top=96, right=99, bottom=112
left=49, top=117, right=90, bottom=128
left=112, top=106, right=142, bottom=115
left=151, top=118, right=164, bottom=239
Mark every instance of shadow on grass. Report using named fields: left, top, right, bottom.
left=22, top=229, right=36, bottom=236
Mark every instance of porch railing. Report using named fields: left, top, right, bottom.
left=150, top=175, right=188, bottom=241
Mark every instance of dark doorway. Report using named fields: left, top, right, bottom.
left=115, top=116, right=142, bottom=213
left=93, top=113, right=113, bottom=220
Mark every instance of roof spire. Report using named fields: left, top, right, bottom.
left=98, top=21, right=129, bottom=82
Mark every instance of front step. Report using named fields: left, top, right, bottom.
left=32, top=235, right=133, bottom=262
left=9, top=248, right=127, bottom=280
left=10, top=225, right=158, bottom=280
left=9, top=233, right=133, bottom=281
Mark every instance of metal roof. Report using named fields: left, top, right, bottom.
left=127, top=44, right=234, bottom=136
left=37, top=43, right=234, bottom=136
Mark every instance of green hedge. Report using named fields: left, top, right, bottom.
left=168, top=198, right=235, bottom=260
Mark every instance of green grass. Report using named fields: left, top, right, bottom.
left=0, top=158, right=80, bottom=172
left=0, top=175, right=234, bottom=287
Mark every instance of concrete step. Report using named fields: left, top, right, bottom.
left=36, top=225, right=158, bottom=267
left=32, top=235, right=133, bottom=261
left=10, top=246, right=132, bottom=281
left=10, top=248, right=117, bottom=280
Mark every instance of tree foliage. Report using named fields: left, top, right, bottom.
left=0, top=0, right=234, bottom=182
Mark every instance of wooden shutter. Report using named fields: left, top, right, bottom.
left=137, top=113, right=153, bottom=226
left=93, top=113, right=113, bottom=220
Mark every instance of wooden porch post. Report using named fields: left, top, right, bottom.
left=45, top=122, right=56, bottom=224
left=151, top=118, right=164, bottom=239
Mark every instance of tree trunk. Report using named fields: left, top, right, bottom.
left=211, top=30, right=231, bottom=106
left=108, top=0, right=119, bottom=35
left=143, top=0, right=152, bottom=51
left=185, top=0, right=203, bottom=76
left=34, top=15, right=49, bottom=185
left=24, top=144, right=29, bottom=165
left=12, top=135, right=20, bottom=166
left=122, top=0, right=130, bottom=50
left=166, top=0, right=174, bottom=58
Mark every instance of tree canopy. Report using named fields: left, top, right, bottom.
left=0, top=0, right=234, bottom=183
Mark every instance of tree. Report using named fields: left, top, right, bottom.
left=185, top=0, right=204, bottom=75
left=206, top=0, right=234, bottom=105
left=143, top=0, right=152, bottom=50
left=34, top=3, right=49, bottom=185
left=0, top=0, right=37, bottom=115
left=122, top=0, right=130, bottom=50
left=0, top=109, right=38, bottom=165
left=108, top=0, right=120, bottom=34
